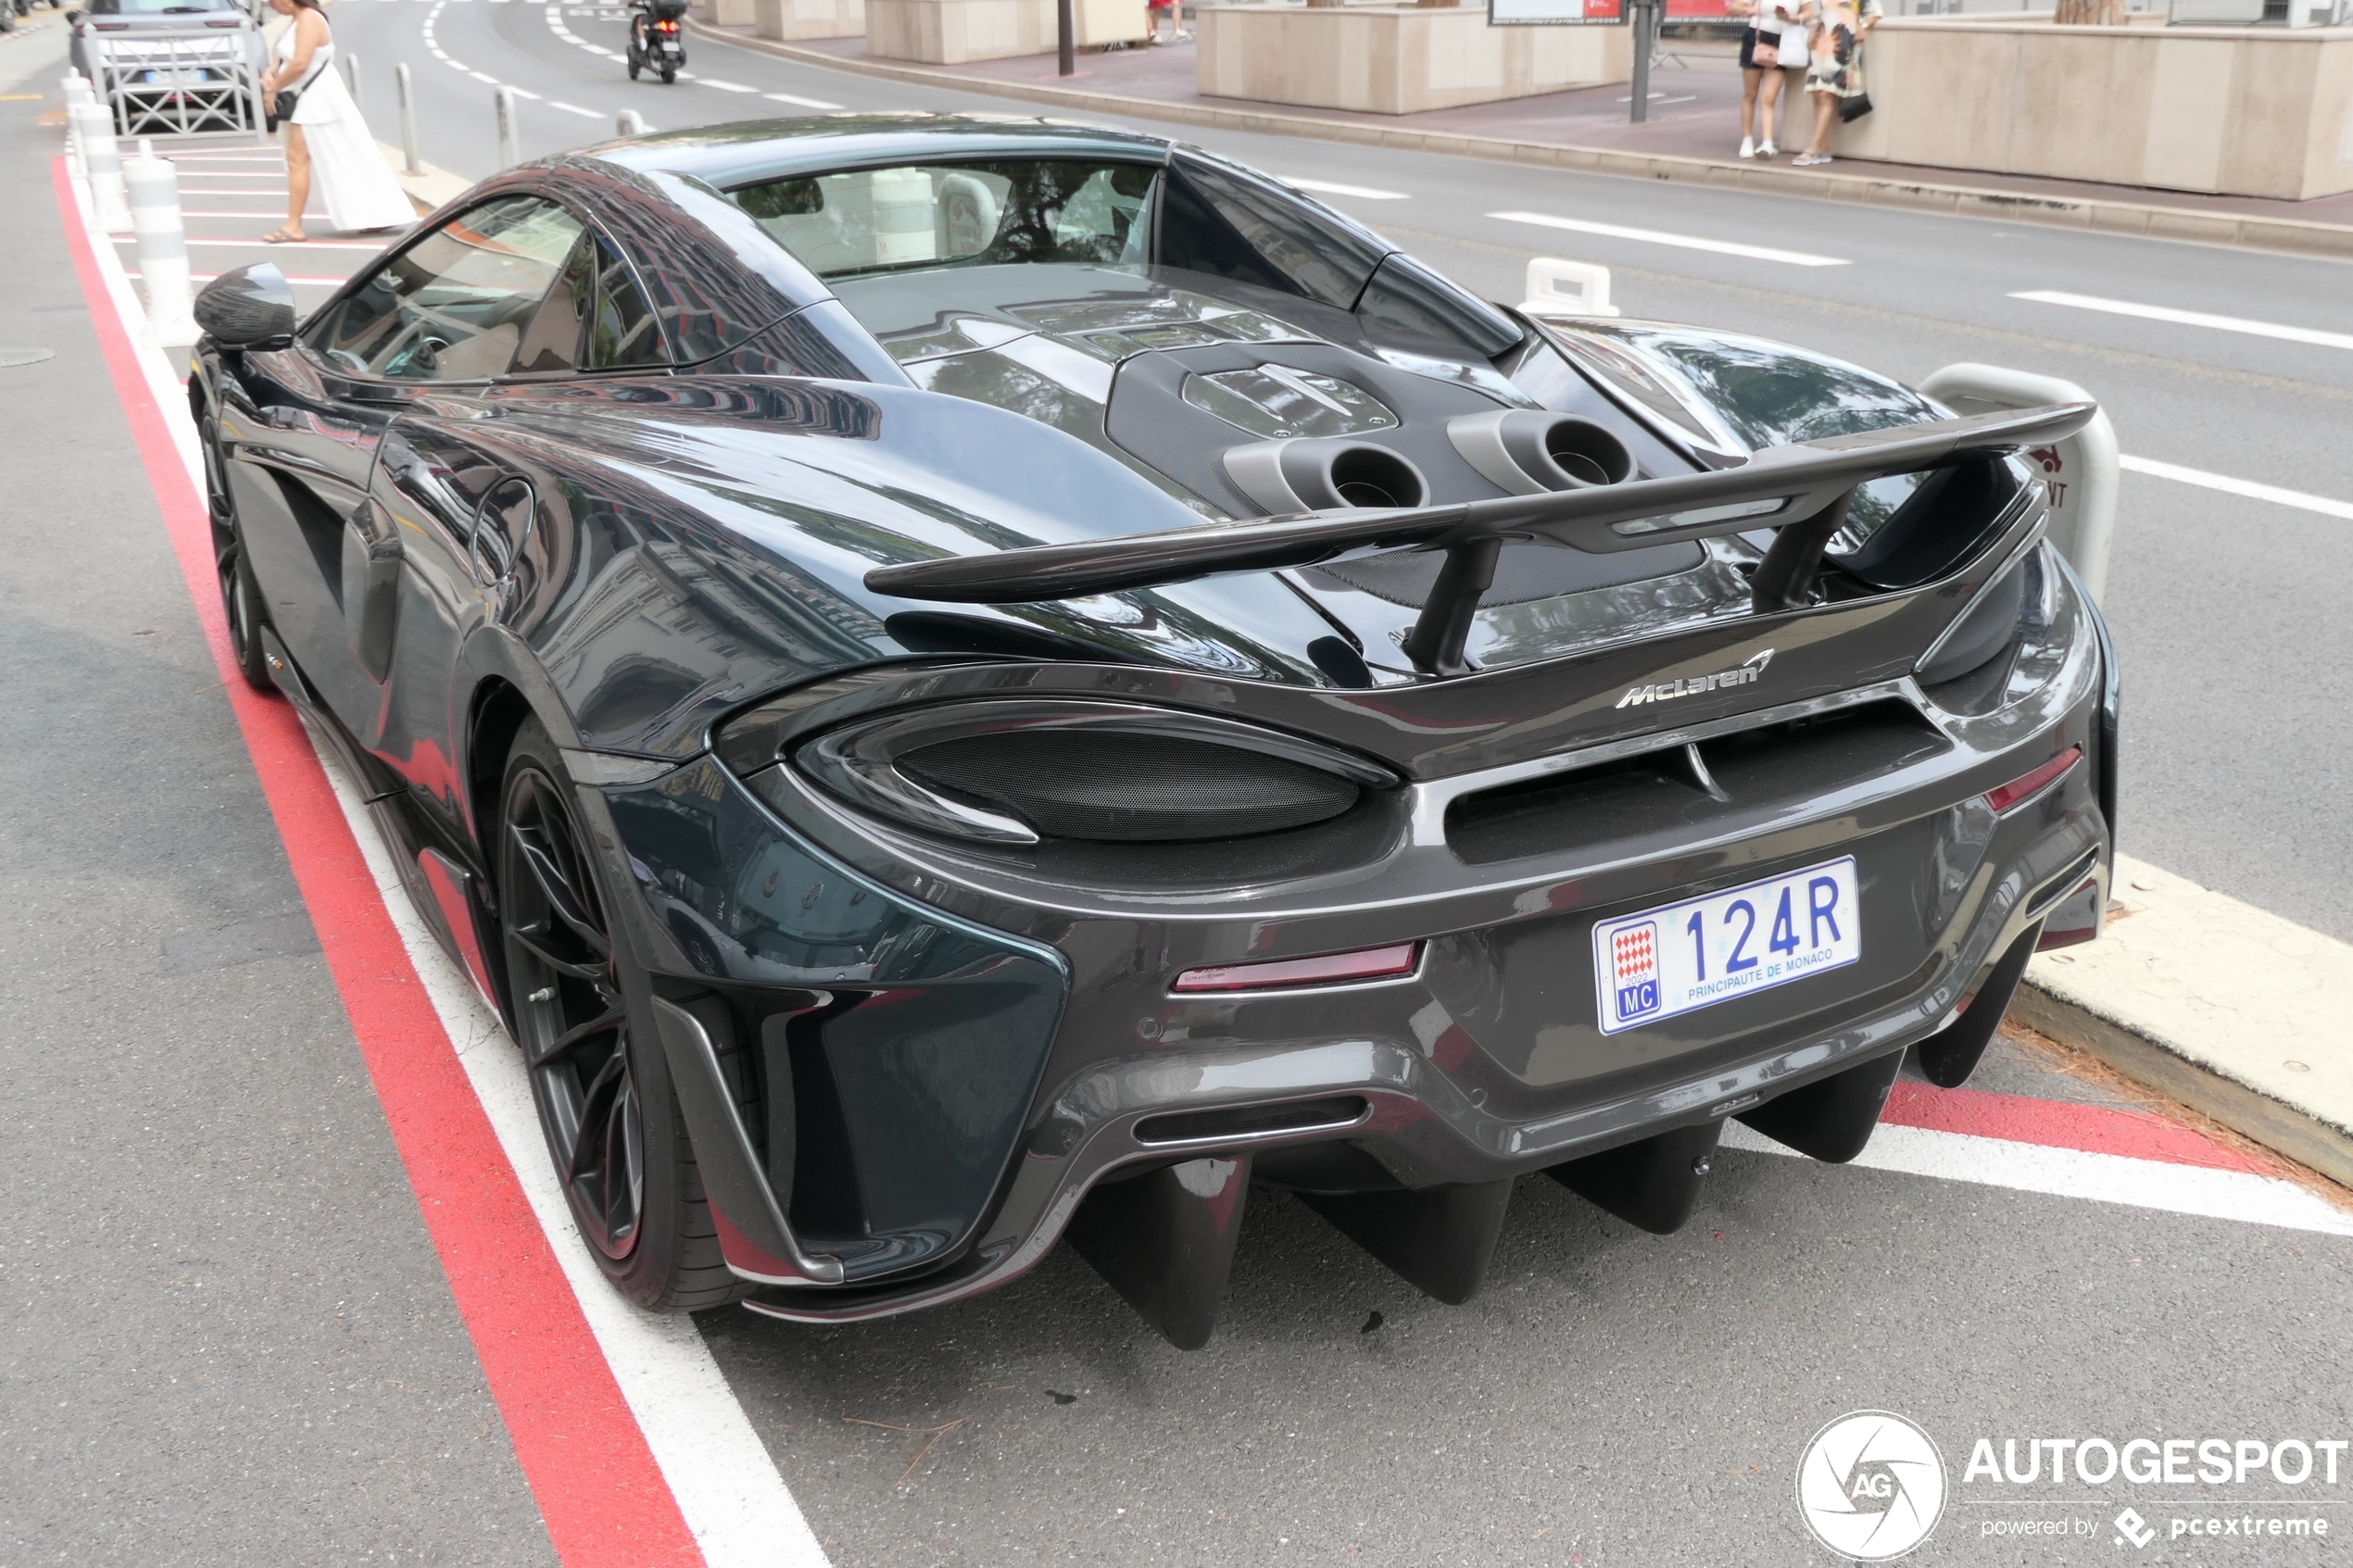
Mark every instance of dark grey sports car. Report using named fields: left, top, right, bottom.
left=188, top=115, right=2114, bottom=1348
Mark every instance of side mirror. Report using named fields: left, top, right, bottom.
left=195, top=262, right=297, bottom=351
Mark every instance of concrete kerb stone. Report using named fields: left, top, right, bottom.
left=2019, top=853, right=2353, bottom=1193
left=692, top=17, right=2353, bottom=263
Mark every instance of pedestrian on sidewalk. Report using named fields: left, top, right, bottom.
left=1734, top=0, right=1800, bottom=160
left=1793, top=0, right=1877, bottom=167
left=1146, top=0, right=1189, bottom=44
left=258, top=0, right=413, bottom=242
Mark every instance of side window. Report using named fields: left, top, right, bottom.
left=1163, top=156, right=1389, bottom=312
left=511, top=239, right=595, bottom=375
left=306, top=195, right=585, bottom=382
left=588, top=240, right=667, bottom=370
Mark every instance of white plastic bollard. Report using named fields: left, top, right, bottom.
left=1518, top=257, right=1618, bottom=319
left=124, top=149, right=200, bottom=348
left=494, top=84, right=520, bottom=169
left=78, top=105, right=134, bottom=233
left=616, top=107, right=647, bottom=137
left=1919, top=363, right=2118, bottom=603
left=63, top=77, right=95, bottom=180
left=396, top=62, right=421, bottom=175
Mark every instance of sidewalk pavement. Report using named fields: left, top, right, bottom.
left=700, top=21, right=2353, bottom=258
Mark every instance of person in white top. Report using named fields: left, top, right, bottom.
left=1733, top=0, right=1802, bottom=161
left=258, top=0, right=414, bottom=243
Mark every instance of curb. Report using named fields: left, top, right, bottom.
left=2017, top=855, right=2353, bottom=1193
left=691, top=19, right=2353, bottom=262
left=378, top=142, right=472, bottom=214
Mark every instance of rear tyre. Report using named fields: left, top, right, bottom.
left=628, top=56, right=641, bottom=78
left=496, top=721, right=746, bottom=1311
left=659, top=65, right=675, bottom=83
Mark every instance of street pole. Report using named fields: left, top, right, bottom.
left=1056, top=0, right=1075, bottom=76
left=1628, top=0, right=1654, bottom=122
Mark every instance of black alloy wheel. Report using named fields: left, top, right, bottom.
left=496, top=721, right=743, bottom=1308
left=203, top=412, right=273, bottom=692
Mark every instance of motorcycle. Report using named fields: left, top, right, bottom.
left=625, top=0, right=686, bottom=83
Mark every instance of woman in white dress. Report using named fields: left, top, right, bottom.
left=258, top=0, right=415, bottom=242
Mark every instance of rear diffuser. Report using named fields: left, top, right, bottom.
left=1915, top=924, right=2040, bottom=1088
left=1548, top=1120, right=1722, bottom=1235
left=1737, top=1047, right=1905, bottom=1163
left=1301, top=1179, right=1514, bottom=1305
left=1067, top=1156, right=1252, bottom=1350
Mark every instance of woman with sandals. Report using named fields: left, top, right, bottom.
left=258, top=0, right=414, bottom=244
left=1793, top=0, right=1878, bottom=167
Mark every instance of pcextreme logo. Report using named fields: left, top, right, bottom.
left=1796, top=1411, right=1949, bottom=1561
left=1615, top=648, right=1774, bottom=709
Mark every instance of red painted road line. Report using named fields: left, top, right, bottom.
left=54, top=157, right=707, bottom=1568
left=1882, top=1078, right=2262, bottom=1173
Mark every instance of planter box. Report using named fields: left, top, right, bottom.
left=866, top=0, right=1150, bottom=62
left=1198, top=2, right=1632, bottom=116
left=754, top=0, right=866, bottom=39
left=1832, top=15, right=2353, bottom=200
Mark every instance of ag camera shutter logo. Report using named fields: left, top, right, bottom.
left=1796, top=1411, right=1948, bottom=1561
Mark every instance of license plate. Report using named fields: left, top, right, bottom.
left=1592, top=857, right=1860, bottom=1035
left=144, top=69, right=208, bottom=84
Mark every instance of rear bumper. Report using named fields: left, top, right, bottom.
left=585, top=556, right=2112, bottom=1320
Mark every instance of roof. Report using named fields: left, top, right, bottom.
left=585, top=113, right=1180, bottom=191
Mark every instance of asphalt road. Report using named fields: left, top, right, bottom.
left=8, top=11, right=2353, bottom=1566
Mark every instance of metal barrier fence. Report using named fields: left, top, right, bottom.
left=87, top=22, right=266, bottom=138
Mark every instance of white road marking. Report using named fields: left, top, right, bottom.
left=2120, top=455, right=2353, bottom=521
left=507, top=85, right=542, bottom=98
left=82, top=176, right=836, bottom=1568
left=1722, top=1120, right=2353, bottom=1236
left=763, top=90, right=844, bottom=109
left=1490, top=209, right=1850, bottom=267
left=701, top=78, right=756, bottom=92
left=547, top=99, right=605, bottom=118
left=2011, top=289, right=2353, bottom=353
left=140, top=237, right=390, bottom=249
left=1280, top=176, right=1408, bottom=201
left=470, top=69, right=499, bottom=82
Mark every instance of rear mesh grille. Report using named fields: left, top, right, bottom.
left=1447, top=700, right=1950, bottom=866
left=898, top=731, right=1360, bottom=843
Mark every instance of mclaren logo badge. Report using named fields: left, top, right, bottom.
left=1616, top=649, right=1775, bottom=709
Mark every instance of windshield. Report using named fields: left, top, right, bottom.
left=732, top=159, right=1156, bottom=282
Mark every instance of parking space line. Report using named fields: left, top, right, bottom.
left=2120, top=454, right=2353, bottom=521
left=1280, top=176, right=1408, bottom=201
left=60, top=156, right=833, bottom=1568
left=2011, top=289, right=2353, bottom=353
left=1490, top=209, right=1850, bottom=267
left=1726, top=1119, right=2353, bottom=1236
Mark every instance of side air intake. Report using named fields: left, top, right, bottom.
left=1223, top=438, right=1429, bottom=516
left=1446, top=410, right=1634, bottom=495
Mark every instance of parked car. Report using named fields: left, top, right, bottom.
left=69, top=0, right=264, bottom=134
left=186, top=116, right=2113, bottom=1348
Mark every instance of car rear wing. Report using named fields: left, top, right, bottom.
left=864, top=401, right=2096, bottom=676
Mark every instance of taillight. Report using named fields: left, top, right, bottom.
left=1173, top=942, right=1420, bottom=994
left=655, top=19, right=678, bottom=29
left=1983, top=746, right=2081, bottom=814
left=92, top=19, right=132, bottom=28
